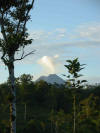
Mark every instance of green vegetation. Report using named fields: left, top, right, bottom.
left=0, top=1, right=34, bottom=132
left=0, top=72, right=100, bottom=133
left=64, top=58, right=87, bottom=133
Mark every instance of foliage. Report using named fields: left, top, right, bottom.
left=0, top=74, right=100, bottom=133
left=0, top=1, right=35, bottom=132
left=0, top=0, right=35, bottom=65
left=64, top=58, right=87, bottom=89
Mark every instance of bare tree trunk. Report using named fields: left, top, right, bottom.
left=8, top=56, right=16, bottom=133
left=73, top=95, right=76, bottom=133
left=55, top=122, right=58, bottom=133
left=24, top=103, right=26, bottom=120
left=51, top=119, right=53, bottom=133
left=86, top=106, right=89, bottom=119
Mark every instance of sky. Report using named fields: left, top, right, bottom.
left=0, top=0, right=100, bottom=84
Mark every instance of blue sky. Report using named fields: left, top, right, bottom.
left=0, top=0, right=100, bottom=84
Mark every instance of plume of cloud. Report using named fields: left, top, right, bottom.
left=38, top=56, right=55, bottom=74
left=37, top=55, right=60, bottom=75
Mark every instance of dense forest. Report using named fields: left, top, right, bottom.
left=0, top=74, right=100, bottom=133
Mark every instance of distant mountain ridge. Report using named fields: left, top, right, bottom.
left=36, top=74, right=65, bottom=85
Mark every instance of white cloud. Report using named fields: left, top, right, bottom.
left=54, top=54, right=59, bottom=58
left=28, top=23, right=100, bottom=52
left=74, top=22, right=100, bottom=41
left=29, top=30, right=46, bottom=41
left=55, top=28, right=66, bottom=34
left=37, top=56, right=55, bottom=74
left=29, top=28, right=67, bottom=43
left=37, top=55, right=61, bottom=75
left=1, top=23, right=100, bottom=66
left=55, top=28, right=67, bottom=39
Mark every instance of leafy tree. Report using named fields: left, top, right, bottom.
left=0, top=0, right=35, bottom=133
left=35, top=80, right=50, bottom=105
left=79, top=93, right=99, bottom=122
left=0, top=0, right=16, bottom=10
left=49, top=109, right=68, bottom=133
left=18, top=74, right=33, bottom=84
left=16, top=74, right=34, bottom=121
left=17, top=74, right=34, bottom=102
left=64, top=58, right=87, bottom=133
left=23, top=119, right=43, bottom=133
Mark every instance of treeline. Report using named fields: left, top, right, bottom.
left=0, top=74, right=100, bottom=133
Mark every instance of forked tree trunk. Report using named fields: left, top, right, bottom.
left=8, top=56, right=16, bottom=133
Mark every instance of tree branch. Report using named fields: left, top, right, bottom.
left=0, top=10, right=7, bottom=42
left=1, top=52, right=9, bottom=65
left=14, top=50, right=35, bottom=61
left=22, top=0, right=34, bottom=34
left=16, top=20, right=21, bottom=33
left=16, top=0, right=25, bottom=33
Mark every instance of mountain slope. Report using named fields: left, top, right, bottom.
left=36, top=74, right=65, bottom=85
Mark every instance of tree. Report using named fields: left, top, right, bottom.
left=49, top=109, right=68, bottom=133
left=17, top=74, right=34, bottom=121
left=64, top=58, right=87, bottom=133
left=0, top=0, right=35, bottom=133
left=18, top=74, right=33, bottom=84
left=0, top=0, right=16, bottom=9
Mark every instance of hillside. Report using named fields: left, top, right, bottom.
left=36, top=74, right=65, bottom=85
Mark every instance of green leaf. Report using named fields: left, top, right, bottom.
left=66, top=60, right=72, bottom=63
left=81, top=80, right=87, bottom=83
